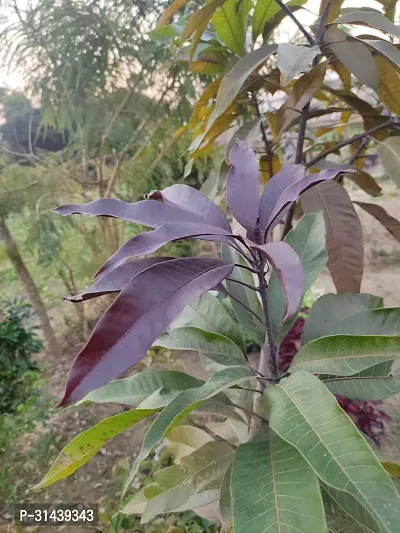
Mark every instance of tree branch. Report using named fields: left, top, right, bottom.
left=272, top=0, right=314, bottom=45
left=306, top=118, right=395, bottom=169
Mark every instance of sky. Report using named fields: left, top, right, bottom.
left=0, top=0, right=392, bottom=90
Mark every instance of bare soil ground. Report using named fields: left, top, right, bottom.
left=1, top=175, right=400, bottom=531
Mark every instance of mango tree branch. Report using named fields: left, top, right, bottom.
left=272, top=0, right=314, bottom=45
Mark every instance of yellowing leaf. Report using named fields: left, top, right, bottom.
left=188, top=79, right=221, bottom=128
left=158, top=0, right=190, bottom=26
left=259, top=153, right=281, bottom=182
left=349, top=143, right=367, bottom=169
left=181, top=0, right=227, bottom=42
left=375, top=54, right=400, bottom=115
left=33, top=409, right=155, bottom=489
left=382, top=461, right=400, bottom=479
left=315, top=126, right=331, bottom=137
left=332, top=61, right=351, bottom=92
left=172, top=125, right=187, bottom=141
left=165, top=425, right=214, bottom=462
left=319, top=0, right=344, bottom=23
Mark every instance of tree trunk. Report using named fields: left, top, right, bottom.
left=0, top=216, right=61, bottom=357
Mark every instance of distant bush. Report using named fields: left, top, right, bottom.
left=0, top=298, right=42, bottom=415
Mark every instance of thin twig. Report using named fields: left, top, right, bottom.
left=226, top=278, right=260, bottom=292
left=306, top=119, right=395, bottom=168
left=232, top=386, right=263, bottom=394
left=230, top=401, right=269, bottom=424
left=272, top=0, right=314, bottom=44
left=234, top=263, right=258, bottom=274
left=219, top=287, right=266, bottom=327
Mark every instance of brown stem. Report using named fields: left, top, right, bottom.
left=272, top=0, right=314, bottom=45
left=306, top=119, right=395, bottom=168
left=253, top=92, right=274, bottom=177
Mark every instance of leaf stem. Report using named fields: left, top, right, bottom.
left=306, top=118, right=395, bottom=168
left=218, top=287, right=266, bottom=326
left=234, top=262, right=258, bottom=274
left=253, top=92, right=274, bottom=177
left=272, top=0, right=315, bottom=45
left=230, top=401, right=269, bottom=424
left=257, top=270, right=278, bottom=378
left=226, top=278, right=260, bottom=292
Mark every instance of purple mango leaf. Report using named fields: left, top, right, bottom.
left=148, top=184, right=231, bottom=232
left=264, top=168, right=347, bottom=234
left=54, top=198, right=207, bottom=227
left=65, top=257, right=174, bottom=302
left=258, top=164, right=306, bottom=236
left=251, top=241, right=303, bottom=321
left=227, top=141, right=260, bottom=233
left=58, top=258, right=234, bottom=405
left=94, top=222, right=235, bottom=279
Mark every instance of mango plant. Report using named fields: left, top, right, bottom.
left=35, top=141, right=400, bottom=532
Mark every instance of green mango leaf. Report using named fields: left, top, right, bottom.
left=363, top=39, right=400, bottom=70
left=324, top=375, right=400, bottom=400
left=252, top=0, right=305, bottom=41
left=326, top=515, right=374, bottom=533
left=265, top=371, right=400, bottom=533
left=171, top=291, right=246, bottom=353
left=206, top=418, right=248, bottom=446
left=154, top=326, right=247, bottom=367
left=165, top=425, right=214, bottom=462
left=290, top=334, right=400, bottom=376
left=302, top=293, right=384, bottom=345
left=123, top=365, right=254, bottom=495
left=211, top=0, right=251, bottom=56
left=140, top=441, right=234, bottom=522
left=269, top=212, right=327, bottom=342
left=231, top=427, right=326, bottom=533
left=33, top=409, right=156, bottom=489
left=277, top=43, right=320, bottom=85
left=215, top=44, right=277, bottom=117
left=221, top=245, right=265, bottom=345
left=378, top=137, right=400, bottom=188
left=219, top=465, right=232, bottom=529
left=78, top=370, right=203, bottom=406
left=335, top=11, right=400, bottom=39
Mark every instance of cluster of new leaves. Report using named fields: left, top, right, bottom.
left=35, top=141, right=400, bottom=533
left=152, top=0, right=400, bottom=296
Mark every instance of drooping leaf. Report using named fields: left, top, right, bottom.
left=141, top=441, right=234, bottom=522
left=221, top=245, right=265, bottom=345
left=324, top=375, right=400, bottom=401
left=332, top=61, right=351, bottom=92
left=301, top=180, right=364, bottom=294
left=345, top=170, right=382, bottom=197
left=324, top=27, right=378, bottom=90
left=259, top=153, right=281, bottom=183
left=219, top=465, right=232, bottom=529
left=375, top=55, right=400, bottom=115
left=66, top=258, right=173, bottom=302
left=277, top=43, right=320, bottom=85
left=302, top=292, right=387, bottom=345
left=165, top=425, right=214, bottom=462
left=206, top=418, right=248, bottom=445
left=54, top=198, right=206, bottom=227
left=335, top=11, right=400, bottom=39
left=364, top=39, right=400, bottom=70
left=231, top=427, right=326, bottom=533
left=378, top=137, right=400, bottom=188
left=265, top=371, right=400, bottom=533
left=148, top=184, right=231, bottom=231
left=59, top=258, right=234, bottom=405
left=95, top=222, right=233, bottom=278
left=78, top=370, right=203, bottom=407
left=181, top=0, right=227, bottom=42
left=263, top=168, right=343, bottom=234
left=355, top=201, right=400, bottom=244
left=171, top=291, right=246, bottom=352
left=123, top=365, right=254, bottom=495
left=275, top=63, right=327, bottom=134
left=215, top=44, right=277, bottom=117
left=211, top=0, right=251, bottom=56
left=34, top=409, right=155, bottom=489
left=158, top=0, right=190, bottom=26
left=251, top=241, right=303, bottom=321
left=268, top=212, right=327, bottom=341
left=227, top=140, right=260, bottom=233
left=154, top=326, right=247, bottom=368
left=290, top=334, right=400, bottom=376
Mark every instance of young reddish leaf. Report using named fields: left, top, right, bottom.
left=59, top=258, right=234, bottom=406
left=258, top=163, right=306, bottom=236
left=95, top=222, right=234, bottom=279
left=148, top=184, right=231, bottom=231
left=54, top=198, right=207, bottom=227
left=262, top=168, right=344, bottom=234
left=301, top=180, right=364, bottom=293
left=251, top=241, right=303, bottom=320
left=227, top=141, right=260, bottom=233
left=65, top=258, right=173, bottom=302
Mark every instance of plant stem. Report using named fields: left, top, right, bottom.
left=257, top=271, right=278, bottom=378
left=219, top=287, right=266, bottom=326
left=272, top=0, right=314, bottom=45
left=253, top=92, right=274, bottom=177
left=226, top=278, right=260, bottom=292
left=234, top=263, right=258, bottom=274
left=306, top=118, right=395, bottom=168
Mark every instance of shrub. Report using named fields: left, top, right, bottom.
left=0, top=298, right=42, bottom=415
left=34, top=141, right=400, bottom=533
